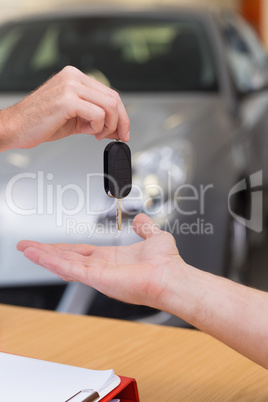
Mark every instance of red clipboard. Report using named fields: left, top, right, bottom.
left=101, top=376, right=140, bottom=402
left=0, top=351, right=140, bottom=401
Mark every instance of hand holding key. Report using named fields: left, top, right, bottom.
left=0, top=66, right=130, bottom=152
left=104, top=140, right=132, bottom=230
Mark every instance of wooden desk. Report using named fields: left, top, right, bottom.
left=0, top=304, right=267, bottom=401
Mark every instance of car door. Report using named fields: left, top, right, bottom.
left=220, top=12, right=268, bottom=189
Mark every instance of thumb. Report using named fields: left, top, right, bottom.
left=132, top=213, right=161, bottom=240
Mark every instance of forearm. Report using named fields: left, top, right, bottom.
left=161, top=261, right=268, bottom=368
left=17, top=212, right=268, bottom=368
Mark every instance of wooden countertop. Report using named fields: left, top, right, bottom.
left=0, top=304, right=267, bottom=400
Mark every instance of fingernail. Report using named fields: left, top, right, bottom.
left=126, top=130, right=130, bottom=141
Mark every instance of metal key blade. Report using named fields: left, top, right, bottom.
left=116, top=199, right=122, bottom=231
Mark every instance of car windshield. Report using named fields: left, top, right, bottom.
left=0, top=16, right=218, bottom=92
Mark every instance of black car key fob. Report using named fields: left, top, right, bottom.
left=104, top=140, right=132, bottom=199
left=104, top=140, right=132, bottom=231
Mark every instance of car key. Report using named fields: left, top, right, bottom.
left=104, top=140, right=132, bottom=231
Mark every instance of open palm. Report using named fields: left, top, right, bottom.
left=17, top=214, right=182, bottom=309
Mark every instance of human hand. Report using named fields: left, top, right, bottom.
left=0, top=66, right=130, bottom=151
left=17, top=214, right=184, bottom=310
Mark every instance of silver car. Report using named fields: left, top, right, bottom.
left=0, top=7, right=267, bottom=324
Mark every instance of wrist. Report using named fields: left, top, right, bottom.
left=156, top=256, right=205, bottom=324
left=0, top=107, right=19, bottom=151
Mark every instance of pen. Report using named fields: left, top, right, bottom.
left=81, top=391, right=100, bottom=402
left=66, top=389, right=100, bottom=402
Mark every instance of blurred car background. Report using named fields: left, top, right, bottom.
left=0, top=3, right=268, bottom=326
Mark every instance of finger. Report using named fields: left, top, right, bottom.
left=76, top=84, right=119, bottom=135
left=94, top=100, right=130, bottom=142
left=93, top=103, right=130, bottom=142
left=76, top=73, right=130, bottom=141
left=94, top=127, right=119, bottom=141
left=50, top=243, right=97, bottom=256
left=61, top=68, right=129, bottom=141
left=94, top=131, right=119, bottom=141
left=94, top=127, right=130, bottom=142
left=78, top=69, right=119, bottom=99
left=18, top=240, right=97, bottom=257
left=18, top=241, right=88, bottom=264
left=74, top=99, right=105, bottom=134
left=17, top=240, right=41, bottom=252
left=132, top=213, right=161, bottom=240
left=23, top=247, right=81, bottom=281
left=56, top=66, right=111, bottom=96
left=117, top=101, right=130, bottom=142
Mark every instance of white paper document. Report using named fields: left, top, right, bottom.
left=0, top=352, right=120, bottom=402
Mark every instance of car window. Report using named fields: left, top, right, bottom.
left=0, top=17, right=218, bottom=92
left=221, top=14, right=268, bottom=93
